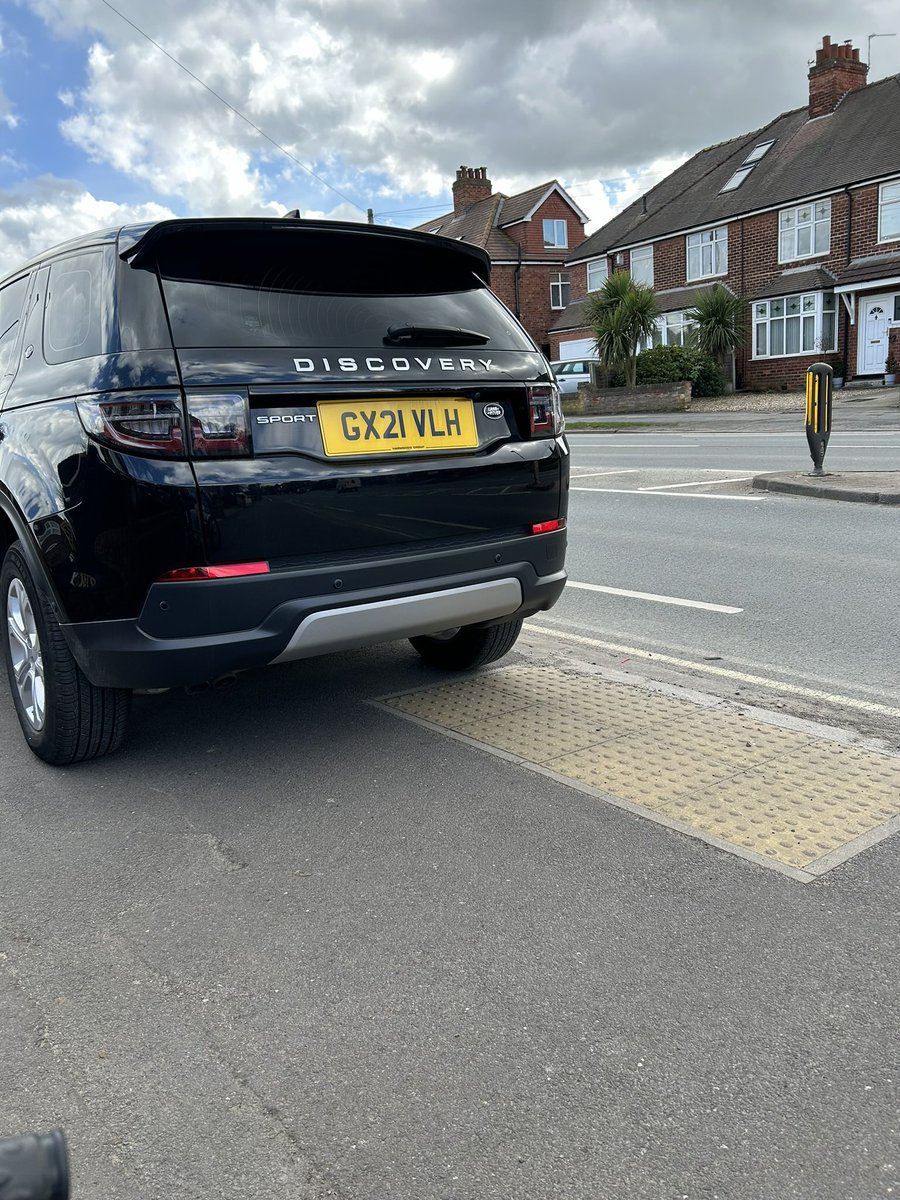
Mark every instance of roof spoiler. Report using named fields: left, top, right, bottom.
left=120, top=217, right=491, bottom=284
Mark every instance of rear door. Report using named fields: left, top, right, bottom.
left=129, top=220, right=567, bottom=566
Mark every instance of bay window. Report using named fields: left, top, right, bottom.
left=753, top=292, right=836, bottom=358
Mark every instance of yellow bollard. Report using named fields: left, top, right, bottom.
left=805, top=363, right=832, bottom=475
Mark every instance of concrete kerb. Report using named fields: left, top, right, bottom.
left=751, top=472, right=900, bottom=505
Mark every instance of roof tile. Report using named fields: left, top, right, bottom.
left=569, top=75, right=900, bottom=261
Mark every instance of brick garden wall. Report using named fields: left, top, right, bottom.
left=564, top=381, right=691, bottom=415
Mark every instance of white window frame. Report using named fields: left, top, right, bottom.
left=586, top=258, right=608, bottom=292
left=686, top=226, right=728, bottom=281
left=630, top=245, right=654, bottom=287
left=638, top=310, right=695, bottom=352
left=543, top=219, right=568, bottom=249
left=743, top=140, right=774, bottom=163
left=878, top=180, right=900, bottom=243
left=549, top=272, right=570, bottom=310
left=752, top=292, right=837, bottom=359
left=778, top=199, right=831, bottom=262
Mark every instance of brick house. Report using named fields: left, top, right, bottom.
left=415, top=166, right=590, bottom=356
left=552, top=35, right=900, bottom=390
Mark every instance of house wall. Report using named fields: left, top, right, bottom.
left=493, top=193, right=588, bottom=353
left=503, top=192, right=586, bottom=258
left=493, top=263, right=574, bottom=357
left=558, top=183, right=900, bottom=390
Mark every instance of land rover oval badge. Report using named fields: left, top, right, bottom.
left=483, top=403, right=504, bottom=420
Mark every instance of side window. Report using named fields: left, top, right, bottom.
left=44, top=252, right=103, bottom=364
left=0, top=275, right=30, bottom=380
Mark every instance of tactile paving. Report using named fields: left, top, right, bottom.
left=380, top=665, right=900, bottom=877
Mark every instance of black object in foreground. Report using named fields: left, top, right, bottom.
left=0, top=1130, right=69, bottom=1200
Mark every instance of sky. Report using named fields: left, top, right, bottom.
left=1, top=0, right=899, bottom=275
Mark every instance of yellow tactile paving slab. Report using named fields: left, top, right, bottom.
left=378, top=665, right=900, bottom=882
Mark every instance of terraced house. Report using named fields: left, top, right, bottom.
left=415, top=166, right=590, bottom=356
left=551, top=35, right=900, bottom=390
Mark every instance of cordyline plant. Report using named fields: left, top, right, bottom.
left=584, top=272, right=659, bottom=387
left=684, top=283, right=745, bottom=377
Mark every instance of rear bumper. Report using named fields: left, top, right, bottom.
left=60, top=531, right=567, bottom=688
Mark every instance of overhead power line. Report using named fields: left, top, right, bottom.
left=97, top=0, right=365, bottom=214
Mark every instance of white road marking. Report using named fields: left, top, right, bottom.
left=638, top=476, right=756, bottom=490
left=571, top=486, right=763, bottom=501
left=567, top=580, right=742, bottom=613
left=569, top=469, right=642, bottom=479
left=529, top=623, right=900, bottom=719
left=571, top=443, right=701, bottom=448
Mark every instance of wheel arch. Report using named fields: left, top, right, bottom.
left=0, top=488, right=65, bottom=616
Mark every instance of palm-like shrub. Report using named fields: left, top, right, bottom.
left=584, top=272, right=659, bottom=387
left=684, top=284, right=744, bottom=382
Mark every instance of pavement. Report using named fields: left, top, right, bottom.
left=380, top=659, right=900, bottom=884
left=565, top=384, right=900, bottom=504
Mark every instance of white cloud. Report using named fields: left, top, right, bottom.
left=8, top=0, right=900, bottom=255
left=0, top=177, right=176, bottom=275
left=26, top=0, right=894, bottom=210
left=0, top=30, right=20, bottom=129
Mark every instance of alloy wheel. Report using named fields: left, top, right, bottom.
left=6, top=577, right=46, bottom=730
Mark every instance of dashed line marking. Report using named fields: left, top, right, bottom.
left=567, top=581, right=743, bottom=614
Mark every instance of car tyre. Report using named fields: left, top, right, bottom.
left=2, top=543, right=131, bottom=765
left=409, top=619, right=523, bottom=671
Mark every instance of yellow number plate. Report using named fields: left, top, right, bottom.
left=318, top=397, right=478, bottom=457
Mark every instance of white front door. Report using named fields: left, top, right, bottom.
left=858, top=298, right=890, bottom=375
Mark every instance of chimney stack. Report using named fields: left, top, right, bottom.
left=808, top=35, right=867, bottom=118
left=452, top=166, right=492, bottom=214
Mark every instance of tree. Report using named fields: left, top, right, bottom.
left=684, top=284, right=744, bottom=390
left=583, top=272, right=659, bottom=388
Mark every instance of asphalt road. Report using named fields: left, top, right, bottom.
left=546, top=431, right=900, bottom=720
left=1, top=421, right=898, bottom=1200
left=566, top=427, right=900, bottom=472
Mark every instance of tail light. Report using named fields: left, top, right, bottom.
left=76, top=392, right=185, bottom=457
left=157, top=561, right=269, bottom=581
left=76, top=392, right=251, bottom=458
left=186, top=392, right=249, bottom=457
left=531, top=518, right=566, bottom=535
left=527, top=383, right=565, bottom=437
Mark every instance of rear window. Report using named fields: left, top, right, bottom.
left=147, top=227, right=533, bottom=351
left=44, top=252, right=104, bottom=363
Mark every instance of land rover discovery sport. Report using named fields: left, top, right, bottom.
left=0, top=217, right=568, bottom=764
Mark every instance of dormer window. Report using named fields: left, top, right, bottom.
left=543, top=219, right=568, bottom=249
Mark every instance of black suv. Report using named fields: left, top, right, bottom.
left=0, top=218, right=568, bottom=764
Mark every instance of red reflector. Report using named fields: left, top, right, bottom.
left=158, top=562, right=270, bottom=582
left=531, top=519, right=567, bottom=535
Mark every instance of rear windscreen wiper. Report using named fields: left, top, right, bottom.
left=384, top=324, right=491, bottom=346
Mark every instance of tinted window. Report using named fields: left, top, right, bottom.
left=0, top=275, right=29, bottom=378
left=44, top=252, right=103, bottom=363
left=158, top=281, right=532, bottom=351
left=149, top=226, right=533, bottom=351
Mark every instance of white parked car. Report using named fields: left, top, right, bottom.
left=550, top=358, right=598, bottom=394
